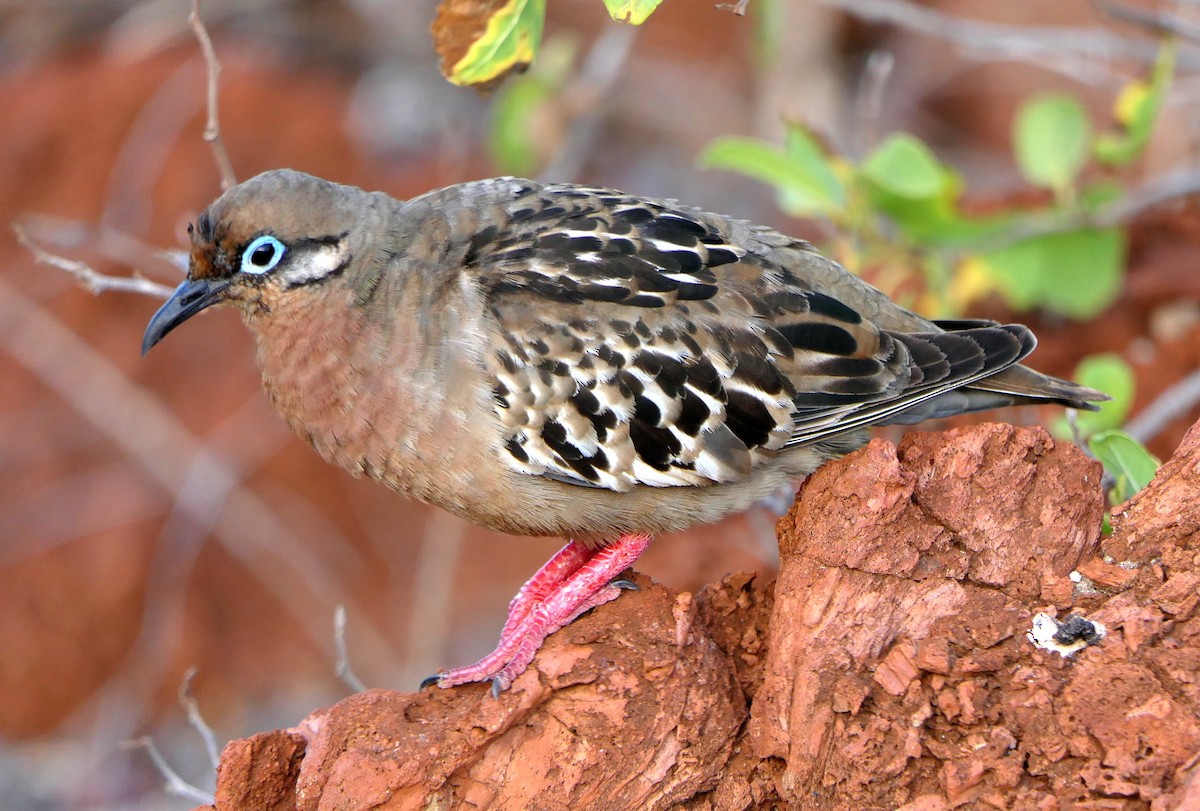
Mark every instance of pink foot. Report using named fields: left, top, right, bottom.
left=421, top=533, right=651, bottom=696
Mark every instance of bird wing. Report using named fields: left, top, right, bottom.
left=469, top=182, right=1032, bottom=491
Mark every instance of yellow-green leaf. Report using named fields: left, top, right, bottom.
left=1073, top=353, right=1135, bottom=435
left=1014, top=94, right=1089, bottom=193
left=436, top=0, right=547, bottom=88
left=1094, top=39, right=1175, bottom=167
left=1089, top=430, right=1160, bottom=505
left=603, top=0, right=665, bottom=24
left=975, top=228, right=1125, bottom=319
left=698, top=136, right=842, bottom=217
left=861, top=134, right=948, bottom=200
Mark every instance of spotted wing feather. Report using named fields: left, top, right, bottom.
left=469, top=182, right=1037, bottom=491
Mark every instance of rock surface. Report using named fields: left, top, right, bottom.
left=197, top=420, right=1200, bottom=809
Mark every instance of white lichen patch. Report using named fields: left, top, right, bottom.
left=1027, top=612, right=1106, bottom=657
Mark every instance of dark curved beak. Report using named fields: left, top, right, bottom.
left=142, top=278, right=230, bottom=355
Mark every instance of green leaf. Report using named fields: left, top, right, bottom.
left=1014, top=94, right=1089, bottom=192
left=1089, top=430, right=1160, bottom=504
left=446, top=0, right=546, bottom=87
left=861, top=134, right=948, bottom=200
left=858, top=134, right=1014, bottom=248
left=1073, top=353, right=1135, bottom=435
left=975, top=227, right=1125, bottom=319
left=1094, top=39, right=1176, bottom=167
left=782, top=123, right=846, bottom=213
left=1079, top=180, right=1124, bottom=213
left=603, top=0, right=664, bottom=24
left=868, top=188, right=1016, bottom=247
left=699, top=136, right=843, bottom=217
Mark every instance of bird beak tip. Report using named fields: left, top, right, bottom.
left=141, top=278, right=229, bottom=355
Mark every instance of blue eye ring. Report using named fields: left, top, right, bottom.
left=240, top=235, right=286, bottom=275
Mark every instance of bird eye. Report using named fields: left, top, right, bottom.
left=240, top=235, right=286, bottom=275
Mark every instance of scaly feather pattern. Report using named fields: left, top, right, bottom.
left=458, top=181, right=1070, bottom=492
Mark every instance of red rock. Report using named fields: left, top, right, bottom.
left=202, top=420, right=1200, bottom=808
left=1075, top=557, right=1140, bottom=591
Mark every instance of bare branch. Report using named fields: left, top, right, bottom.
left=14, top=223, right=175, bottom=299
left=814, top=0, right=1177, bottom=84
left=123, top=737, right=215, bottom=805
left=850, top=49, right=895, bottom=160
left=20, top=214, right=186, bottom=280
left=401, top=509, right=468, bottom=687
left=715, top=0, right=751, bottom=15
left=1096, top=0, right=1200, bottom=45
left=957, top=165, right=1200, bottom=255
left=189, top=0, right=237, bottom=190
left=537, top=24, right=637, bottom=183
left=1126, top=368, right=1200, bottom=445
left=178, top=668, right=221, bottom=771
left=1095, top=165, right=1200, bottom=225
left=334, top=605, right=368, bottom=693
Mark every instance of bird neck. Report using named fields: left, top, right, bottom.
left=243, top=248, right=491, bottom=494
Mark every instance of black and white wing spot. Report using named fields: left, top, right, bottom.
left=488, top=314, right=797, bottom=491
left=476, top=187, right=746, bottom=309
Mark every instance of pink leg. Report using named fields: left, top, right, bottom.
left=423, top=533, right=651, bottom=695
left=498, top=539, right=594, bottom=640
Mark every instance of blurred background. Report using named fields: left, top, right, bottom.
left=1, top=0, right=1198, bottom=807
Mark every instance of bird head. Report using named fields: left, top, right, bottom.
left=142, top=169, right=359, bottom=355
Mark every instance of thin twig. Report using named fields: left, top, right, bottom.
left=815, top=0, right=1177, bottom=83
left=961, top=164, right=1200, bottom=254
left=716, top=0, right=752, bottom=15
left=189, top=0, right=237, bottom=190
left=334, top=605, right=368, bottom=693
left=123, top=737, right=215, bottom=805
left=1096, top=0, right=1200, bottom=44
left=538, top=23, right=637, bottom=183
left=20, top=214, right=187, bottom=282
left=1095, top=165, right=1200, bottom=224
left=401, top=509, right=468, bottom=688
left=851, top=49, right=895, bottom=160
left=1126, top=368, right=1200, bottom=445
left=178, top=668, right=221, bottom=771
left=14, top=224, right=176, bottom=299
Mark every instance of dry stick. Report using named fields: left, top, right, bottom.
left=122, top=737, right=214, bottom=805
left=850, top=49, right=896, bottom=161
left=190, top=0, right=237, bottom=190
left=716, top=0, right=752, bottom=15
left=1095, top=0, right=1200, bottom=45
left=179, top=668, right=221, bottom=771
left=1125, top=368, right=1200, bottom=445
left=14, top=224, right=176, bottom=299
left=21, top=214, right=187, bottom=283
left=957, top=164, right=1200, bottom=255
left=537, top=23, right=637, bottom=184
left=334, top=606, right=368, bottom=693
left=122, top=668, right=223, bottom=805
left=815, top=0, right=1175, bottom=83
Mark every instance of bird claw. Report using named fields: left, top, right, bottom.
left=611, top=578, right=639, bottom=591
left=418, top=673, right=444, bottom=690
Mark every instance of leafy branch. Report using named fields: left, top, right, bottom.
left=698, top=40, right=1178, bottom=321
left=431, top=0, right=670, bottom=88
